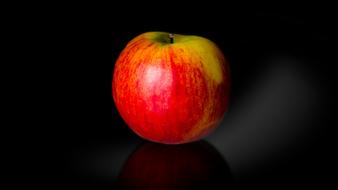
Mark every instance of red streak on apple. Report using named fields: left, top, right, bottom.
left=113, top=32, right=230, bottom=144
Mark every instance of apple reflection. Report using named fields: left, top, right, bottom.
left=117, top=140, right=233, bottom=190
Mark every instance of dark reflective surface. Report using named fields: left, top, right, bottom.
left=116, top=141, right=233, bottom=190
left=46, top=7, right=334, bottom=189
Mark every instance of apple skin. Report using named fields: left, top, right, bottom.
left=112, top=31, right=230, bottom=144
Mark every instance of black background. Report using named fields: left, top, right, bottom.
left=34, top=4, right=335, bottom=189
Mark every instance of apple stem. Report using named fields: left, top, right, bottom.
left=169, top=33, right=174, bottom=44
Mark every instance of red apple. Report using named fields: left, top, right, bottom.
left=112, top=31, right=230, bottom=144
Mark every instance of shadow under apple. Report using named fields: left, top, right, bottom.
left=116, top=140, right=233, bottom=190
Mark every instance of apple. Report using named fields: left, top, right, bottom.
left=112, top=31, right=230, bottom=144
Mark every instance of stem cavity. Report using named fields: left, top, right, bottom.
left=169, top=33, right=174, bottom=44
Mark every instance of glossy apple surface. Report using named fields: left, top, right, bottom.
left=113, top=31, right=230, bottom=144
